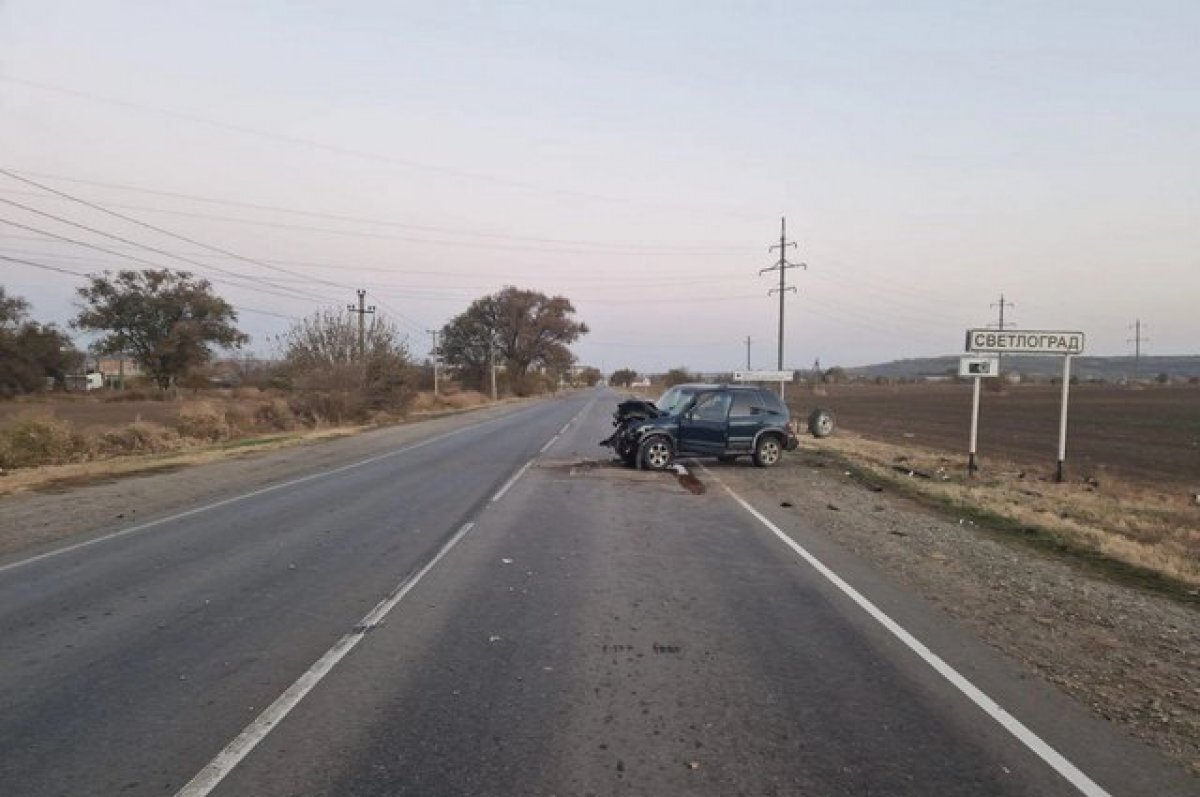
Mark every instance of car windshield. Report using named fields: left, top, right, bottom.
left=654, top=386, right=696, bottom=415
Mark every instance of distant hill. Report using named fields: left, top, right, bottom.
left=845, top=355, right=1200, bottom=381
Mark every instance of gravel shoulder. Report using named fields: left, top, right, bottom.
left=717, top=444, right=1200, bottom=778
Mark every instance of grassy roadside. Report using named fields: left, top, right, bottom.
left=0, top=390, right=529, bottom=498
left=796, top=433, right=1200, bottom=601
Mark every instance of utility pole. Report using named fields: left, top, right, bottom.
left=991, top=293, right=1014, bottom=332
left=1127, top=319, right=1148, bottom=378
left=745, top=336, right=752, bottom=370
left=347, top=289, right=376, bottom=362
left=426, top=329, right=440, bottom=396
left=488, top=340, right=498, bottom=401
left=759, top=217, right=806, bottom=395
left=989, top=293, right=1015, bottom=373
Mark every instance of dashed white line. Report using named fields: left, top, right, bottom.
left=491, top=460, right=535, bottom=503
left=174, top=520, right=476, bottom=797
left=710, top=472, right=1110, bottom=797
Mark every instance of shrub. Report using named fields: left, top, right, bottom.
left=97, top=422, right=179, bottom=456
left=176, top=401, right=232, bottom=441
left=253, top=397, right=297, bottom=430
left=0, top=418, right=93, bottom=469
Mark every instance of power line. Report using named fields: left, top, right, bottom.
left=1, top=76, right=759, bottom=218
left=0, top=169, right=352, bottom=292
left=0, top=253, right=301, bottom=321
left=3, top=170, right=752, bottom=252
left=0, top=215, right=327, bottom=306
left=0, top=189, right=742, bottom=257
left=0, top=196, right=329, bottom=304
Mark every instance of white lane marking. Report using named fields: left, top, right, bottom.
left=491, top=460, right=534, bottom=503
left=495, top=396, right=596, bottom=498
left=0, top=405, right=541, bottom=576
left=711, top=473, right=1111, bottom=797
left=174, top=521, right=476, bottom=797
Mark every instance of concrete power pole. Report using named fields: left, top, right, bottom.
left=989, top=294, right=1015, bottom=373
left=745, top=336, right=751, bottom=370
left=758, top=217, right=806, bottom=394
left=426, top=329, right=440, bottom=396
left=347, top=289, right=376, bottom=362
left=1127, top=319, right=1148, bottom=378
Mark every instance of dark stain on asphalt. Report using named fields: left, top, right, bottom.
left=676, top=471, right=706, bottom=494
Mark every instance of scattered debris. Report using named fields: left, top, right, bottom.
left=891, top=465, right=933, bottom=479
left=488, top=634, right=502, bottom=643
left=501, top=558, right=513, bottom=565
left=780, top=501, right=793, bottom=508
left=826, top=503, right=840, bottom=511
left=686, top=761, right=701, bottom=770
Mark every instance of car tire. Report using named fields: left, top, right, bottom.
left=807, top=407, right=836, bottom=438
left=638, top=436, right=675, bottom=471
left=752, top=434, right=783, bottom=467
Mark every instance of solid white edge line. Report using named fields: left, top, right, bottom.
left=539, top=435, right=560, bottom=454
left=710, top=473, right=1111, bottom=797
left=491, top=460, right=534, bottom=503
left=0, top=406, right=538, bottom=576
left=174, top=521, right=476, bottom=797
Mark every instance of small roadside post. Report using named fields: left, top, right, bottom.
left=958, top=356, right=1000, bottom=475
left=965, top=329, right=1085, bottom=483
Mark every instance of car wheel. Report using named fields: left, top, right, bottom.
left=807, top=407, right=836, bottom=438
left=752, top=435, right=783, bottom=467
left=638, top=436, right=674, bottom=471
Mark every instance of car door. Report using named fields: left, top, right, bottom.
left=726, top=390, right=760, bottom=452
left=677, top=392, right=731, bottom=455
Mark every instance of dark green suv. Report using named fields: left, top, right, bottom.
left=601, top=383, right=832, bottom=471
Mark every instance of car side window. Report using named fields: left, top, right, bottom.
left=756, top=390, right=786, bottom=415
left=730, top=392, right=755, bottom=416
left=693, top=393, right=731, bottom=422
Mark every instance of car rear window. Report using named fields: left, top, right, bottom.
left=756, top=389, right=787, bottom=415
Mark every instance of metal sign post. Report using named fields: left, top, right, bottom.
left=959, top=356, right=998, bottom=475
left=1057, top=355, right=1072, bottom=482
left=965, top=329, right=1084, bottom=481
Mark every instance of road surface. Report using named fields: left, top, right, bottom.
left=0, top=390, right=1191, bottom=795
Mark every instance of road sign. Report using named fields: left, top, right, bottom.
left=965, top=329, right=1085, bottom=355
left=958, top=356, right=1000, bottom=378
left=732, top=370, right=792, bottom=382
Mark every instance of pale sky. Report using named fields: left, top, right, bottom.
left=1, top=1, right=1196, bottom=373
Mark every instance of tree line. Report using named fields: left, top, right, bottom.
left=1, top=270, right=591, bottom=409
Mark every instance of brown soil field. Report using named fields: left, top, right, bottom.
left=793, top=383, right=1200, bottom=490
left=0, top=396, right=180, bottom=429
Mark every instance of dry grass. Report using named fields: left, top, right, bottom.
left=807, top=432, right=1200, bottom=590
left=0, top=388, right=511, bottom=494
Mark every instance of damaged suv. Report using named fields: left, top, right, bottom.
left=601, top=384, right=832, bottom=471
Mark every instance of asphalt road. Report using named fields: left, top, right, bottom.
left=0, top=389, right=1191, bottom=796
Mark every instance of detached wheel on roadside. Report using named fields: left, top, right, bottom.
left=807, top=407, right=836, bottom=438
left=638, top=436, right=675, bottom=471
left=752, top=434, right=783, bottom=468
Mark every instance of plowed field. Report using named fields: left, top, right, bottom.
left=791, top=383, right=1200, bottom=489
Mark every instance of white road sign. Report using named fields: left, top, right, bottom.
left=732, top=370, right=792, bottom=382
left=959, top=356, right=1000, bottom=378
left=965, top=329, right=1085, bottom=355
